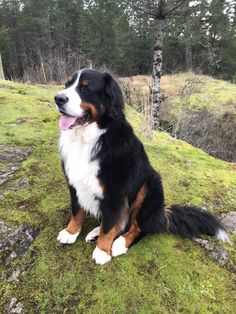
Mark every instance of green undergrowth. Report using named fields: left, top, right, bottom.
left=0, top=80, right=236, bottom=313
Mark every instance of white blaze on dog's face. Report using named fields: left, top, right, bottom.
left=56, top=71, right=83, bottom=117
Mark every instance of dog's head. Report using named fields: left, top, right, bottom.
left=54, top=69, right=124, bottom=130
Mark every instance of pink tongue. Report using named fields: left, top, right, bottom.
left=59, top=115, right=77, bottom=130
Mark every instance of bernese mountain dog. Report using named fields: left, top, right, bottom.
left=54, top=69, right=228, bottom=265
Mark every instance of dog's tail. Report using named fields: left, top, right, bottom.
left=164, top=205, right=229, bottom=241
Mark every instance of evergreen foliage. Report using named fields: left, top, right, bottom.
left=0, top=0, right=235, bottom=82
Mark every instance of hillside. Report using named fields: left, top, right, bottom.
left=120, top=73, right=236, bottom=162
left=0, top=80, right=236, bottom=313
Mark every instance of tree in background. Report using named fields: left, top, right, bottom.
left=122, top=0, right=236, bottom=128
left=122, top=0, right=191, bottom=129
left=208, top=0, right=236, bottom=80
left=0, top=52, right=4, bottom=79
left=0, top=0, right=235, bottom=83
left=0, top=0, right=90, bottom=81
left=163, top=0, right=236, bottom=79
left=85, top=0, right=134, bottom=73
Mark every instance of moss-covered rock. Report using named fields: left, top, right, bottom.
left=0, top=80, right=235, bottom=313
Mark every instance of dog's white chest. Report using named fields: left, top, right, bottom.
left=59, top=124, right=105, bottom=217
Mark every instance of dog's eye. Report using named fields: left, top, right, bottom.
left=80, top=85, right=88, bottom=92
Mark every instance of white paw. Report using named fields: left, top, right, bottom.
left=85, top=226, right=101, bottom=243
left=112, top=236, right=128, bottom=257
left=215, top=228, right=230, bottom=242
left=57, top=229, right=80, bottom=244
left=92, top=246, right=111, bottom=265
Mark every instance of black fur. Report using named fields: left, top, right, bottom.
left=62, top=69, right=225, bottom=244
left=167, top=205, right=222, bottom=238
left=62, top=161, right=80, bottom=217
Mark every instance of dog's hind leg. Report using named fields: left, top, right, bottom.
left=92, top=198, right=129, bottom=264
left=112, top=221, right=141, bottom=256
left=92, top=225, right=120, bottom=264
left=112, top=184, right=147, bottom=257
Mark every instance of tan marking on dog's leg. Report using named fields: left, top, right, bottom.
left=127, top=184, right=148, bottom=243
left=131, top=184, right=147, bottom=217
left=92, top=201, right=129, bottom=265
left=112, top=184, right=147, bottom=257
left=123, top=222, right=141, bottom=248
left=57, top=209, right=85, bottom=244
left=92, top=226, right=120, bottom=264
left=111, top=222, right=141, bottom=257
left=66, top=209, right=85, bottom=234
left=97, top=226, right=120, bottom=255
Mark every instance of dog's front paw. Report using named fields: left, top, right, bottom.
left=92, top=246, right=111, bottom=265
left=112, top=236, right=128, bottom=256
left=85, top=226, right=101, bottom=243
left=57, top=229, right=80, bottom=244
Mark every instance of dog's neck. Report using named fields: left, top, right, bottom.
left=60, top=122, right=105, bottom=145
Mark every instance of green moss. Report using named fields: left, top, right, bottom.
left=0, top=80, right=235, bottom=313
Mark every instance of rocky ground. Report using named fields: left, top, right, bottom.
left=0, top=80, right=235, bottom=313
left=1, top=142, right=235, bottom=313
left=0, top=145, right=31, bottom=197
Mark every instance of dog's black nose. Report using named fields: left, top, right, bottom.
left=54, top=94, right=68, bottom=106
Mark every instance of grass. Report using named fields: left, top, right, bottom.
left=121, top=73, right=236, bottom=162
left=0, top=80, right=236, bottom=313
left=120, top=72, right=236, bottom=114
left=120, top=72, right=197, bottom=97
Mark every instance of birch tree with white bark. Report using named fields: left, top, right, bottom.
left=0, top=53, right=4, bottom=80
left=122, top=0, right=191, bottom=129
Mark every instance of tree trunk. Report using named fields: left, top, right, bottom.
left=0, top=53, right=5, bottom=80
left=185, top=43, right=192, bottom=71
left=151, top=17, right=165, bottom=129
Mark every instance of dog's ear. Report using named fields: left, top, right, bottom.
left=103, top=73, right=124, bottom=117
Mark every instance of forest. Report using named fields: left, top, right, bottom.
left=0, top=0, right=236, bottom=83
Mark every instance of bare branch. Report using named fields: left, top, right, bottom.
left=122, top=0, right=190, bottom=19
left=165, top=0, right=189, bottom=17
left=122, top=0, right=157, bottom=17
